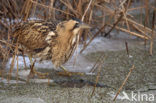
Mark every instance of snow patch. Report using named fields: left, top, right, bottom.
left=6, top=56, right=54, bottom=70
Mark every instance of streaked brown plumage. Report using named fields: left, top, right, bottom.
left=12, top=19, right=90, bottom=72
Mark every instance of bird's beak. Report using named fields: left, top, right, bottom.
left=79, top=22, right=91, bottom=29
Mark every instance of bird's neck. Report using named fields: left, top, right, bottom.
left=51, top=32, right=79, bottom=67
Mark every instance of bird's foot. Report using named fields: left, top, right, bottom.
left=27, top=68, right=49, bottom=82
left=58, top=66, right=84, bottom=76
left=35, top=71, right=49, bottom=78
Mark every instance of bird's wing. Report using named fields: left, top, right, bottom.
left=12, top=20, right=59, bottom=52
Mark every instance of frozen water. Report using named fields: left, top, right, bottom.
left=0, top=77, right=25, bottom=84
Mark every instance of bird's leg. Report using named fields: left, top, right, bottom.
left=27, top=59, right=36, bottom=80
left=28, top=55, right=49, bottom=79
left=58, top=65, right=84, bottom=76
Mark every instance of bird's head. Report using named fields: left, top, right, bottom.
left=56, top=19, right=91, bottom=36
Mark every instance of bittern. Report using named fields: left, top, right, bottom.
left=12, top=19, right=90, bottom=77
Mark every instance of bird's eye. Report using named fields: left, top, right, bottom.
left=72, top=23, right=79, bottom=30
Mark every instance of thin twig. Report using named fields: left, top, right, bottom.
left=16, top=55, right=19, bottom=86
left=127, top=18, right=156, bottom=35
left=125, top=41, right=129, bottom=56
left=107, top=24, right=149, bottom=39
left=113, top=65, right=135, bottom=101
left=91, top=62, right=102, bottom=97
left=7, top=41, right=19, bottom=83
left=30, top=0, right=74, bottom=16
left=149, top=10, right=155, bottom=56
left=104, top=12, right=123, bottom=37
left=22, top=50, right=27, bottom=70
left=131, top=24, right=151, bottom=39
left=81, top=0, right=93, bottom=21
